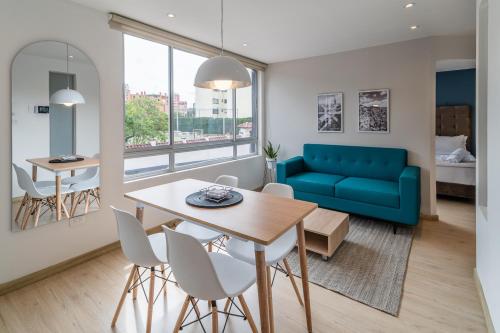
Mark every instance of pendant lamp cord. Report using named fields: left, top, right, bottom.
left=220, top=0, right=224, bottom=55
left=66, top=43, right=70, bottom=89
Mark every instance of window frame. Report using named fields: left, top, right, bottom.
left=123, top=34, right=259, bottom=180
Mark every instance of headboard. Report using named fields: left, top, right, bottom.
left=436, top=105, right=472, bottom=151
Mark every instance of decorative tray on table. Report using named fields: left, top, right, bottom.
left=185, top=185, right=243, bottom=208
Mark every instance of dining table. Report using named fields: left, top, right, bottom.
left=26, top=156, right=100, bottom=221
left=124, top=178, right=317, bottom=333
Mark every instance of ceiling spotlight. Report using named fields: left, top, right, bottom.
left=404, top=3, right=415, bottom=9
left=243, top=43, right=248, bottom=47
left=69, top=55, right=74, bottom=58
left=167, top=13, right=176, bottom=18
left=410, top=25, right=420, bottom=30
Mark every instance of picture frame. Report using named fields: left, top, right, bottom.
left=317, top=92, right=343, bottom=133
left=358, top=89, right=390, bottom=133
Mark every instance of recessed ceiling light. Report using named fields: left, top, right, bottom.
left=410, top=25, right=420, bottom=30
left=404, top=3, right=415, bottom=9
left=167, top=13, right=176, bottom=18
left=243, top=43, right=248, bottom=47
left=69, top=55, right=74, bottom=58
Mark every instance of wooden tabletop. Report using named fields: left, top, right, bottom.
left=26, top=156, right=100, bottom=173
left=125, top=179, right=318, bottom=245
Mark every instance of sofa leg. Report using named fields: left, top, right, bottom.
left=393, top=224, right=397, bottom=235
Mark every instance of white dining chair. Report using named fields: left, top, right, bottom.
left=61, top=153, right=100, bottom=185
left=12, top=163, right=72, bottom=229
left=225, top=183, right=304, bottom=314
left=68, top=169, right=100, bottom=217
left=175, top=175, right=238, bottom=251
left=162, top=226, right=258, bottom=333
left=110, top=207, right=171, bottom=333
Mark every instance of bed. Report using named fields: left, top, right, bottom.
left=435, top=105, right=475, bottom=199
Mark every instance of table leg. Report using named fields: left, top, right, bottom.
left=296, top=220, right=312, bottom=333
left=32, top=165, right=37, bottom=181
left=56, top=175, right=62, bottom=221
left=254, top=243, right=270, bottom=333
left=70, top=170, right=76, bottom=206
left=133, top=203, right=144, bottom=300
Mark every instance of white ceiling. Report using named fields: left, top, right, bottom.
left=67, top=0, right=476, bottom=64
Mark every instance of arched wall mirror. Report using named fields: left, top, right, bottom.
left=11, top=41, right=100, bottom=232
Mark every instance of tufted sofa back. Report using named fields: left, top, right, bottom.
left=303, top=144, right=407, bottom=182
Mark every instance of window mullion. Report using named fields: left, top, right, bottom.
left=168, top=46, right=175, bottom=171
left=232, top=88, right=237, bottom=159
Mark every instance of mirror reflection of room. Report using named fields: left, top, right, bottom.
left=11, top=41, right=100, bottom=232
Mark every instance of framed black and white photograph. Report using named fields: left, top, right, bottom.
left=358, top=89, right=390, bottom=133
left=318, top=92, right=343, bottom=132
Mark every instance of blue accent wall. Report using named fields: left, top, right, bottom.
left=436, top=69, right=476, bottom=154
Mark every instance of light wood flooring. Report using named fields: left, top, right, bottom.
left=0, top=198, right=487, bottom=332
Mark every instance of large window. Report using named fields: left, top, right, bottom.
left=123, top=35, right=258, bottom=179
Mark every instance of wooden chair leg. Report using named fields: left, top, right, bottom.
left=190, top=297, right=201, bottom=318
left=283, top=258, right=304, bottom=306
left=160, top=264, right=167, bottom=295
left=33, top=201, right=42, bottom=227
left=21, top=198, right=34, bottom=230
left=93, top=189, right=101, bottom=207
left=173, top=296, right=191, bottom=333
left=15, top=193, right=28, bottom=222
left=84, top=190, right=91, bottom=214
left=208, top=242, right=213, bottom=252
left=61, top=201, right=70, bottom=219
left=211, top=301, right=218, bottom=333
left=223, top=297, right=231, bottom=313
left=146, top=267, right=155, bottom=333
left=111, top=265, right=137, bottom=327
left=238, top=295, right=258, bottom=333
left=267, top=266, right=275, bottom=333
left=132, top=268, right=138, bottom=300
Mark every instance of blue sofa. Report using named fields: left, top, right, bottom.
left=277, top=144, right=421, bottom=226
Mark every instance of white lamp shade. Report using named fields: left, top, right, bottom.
left=194, top=55, right=251, bottom=90
left=50, top=88, right=85, bottom=106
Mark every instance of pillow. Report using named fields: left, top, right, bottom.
left=435, top=135, right=467, bottom=154
left=444, top=148, right=466, bottom=163
left=463, top=150, right=476, bottom=162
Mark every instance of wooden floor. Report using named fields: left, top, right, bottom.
left=0, top=199, right=486, bottom=332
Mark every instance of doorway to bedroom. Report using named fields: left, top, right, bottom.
left=435, top=59, right=476, bottom=202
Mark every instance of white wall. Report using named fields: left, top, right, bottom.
left=0, top=0, right=264, bottom=283
left=265, top=36, right=474, bottom=216
left=11, top=52, right=100, bottom=197
left=476, top=0, right=500, bottom=330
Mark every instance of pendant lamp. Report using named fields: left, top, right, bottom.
left=50, top=43, right=85, bottom=107
left=194, top=0, right=251, bottom=90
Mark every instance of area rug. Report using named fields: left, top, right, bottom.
left=286, top=215, right=414, bottom=316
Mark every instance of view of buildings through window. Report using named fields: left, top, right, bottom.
left=123, top=34, right=257, bottom=177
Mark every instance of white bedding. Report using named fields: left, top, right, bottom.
left=436, top=160, right=476, bottom=186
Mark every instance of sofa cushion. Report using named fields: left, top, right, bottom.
left=286, top=172, right=345, bottom=196
left=303, top=144, right=407, bottom=182
left=335, top=177, right=400, bottom=208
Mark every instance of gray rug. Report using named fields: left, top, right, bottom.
left=286, top=215, right=414, bottom=316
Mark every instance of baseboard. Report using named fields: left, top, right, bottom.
left=0, top=219, right=180, bottom=296
left=474, top=268, right=496, bottom=333
left=420, top=213, right=439, bottom=221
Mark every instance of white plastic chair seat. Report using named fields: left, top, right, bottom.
left=69, top=177, right=100, bottom=192
left=208, top=252, right=256, bottom=298
left=36, top=184, right=73, bottom=199
left=176, top=221, right=223, bottom=243
left=62, top=172, right=93, bottom=185
left=226, top=228, right=297, bottom=266
left=34, top=180, right=56, bottom=188
left=148, top=232, right=168, bottom=263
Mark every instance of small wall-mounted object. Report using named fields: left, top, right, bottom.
left=34, top=105, right=50, bottom=114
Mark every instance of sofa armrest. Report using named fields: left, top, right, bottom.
left=399, top=166, right=421, bottom=225
left=277, top=156, right=304, bottom=183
